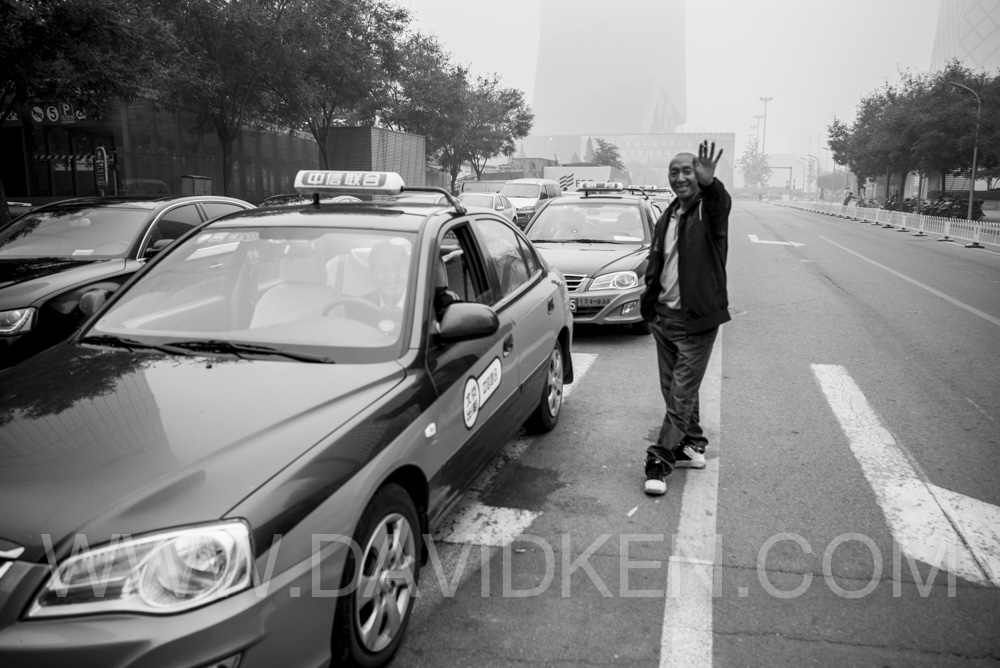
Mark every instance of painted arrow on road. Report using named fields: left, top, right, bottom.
left=748, top=234, right=805, bottom=247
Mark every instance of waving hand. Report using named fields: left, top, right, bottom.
left=694, top=140, right=723, bottom=186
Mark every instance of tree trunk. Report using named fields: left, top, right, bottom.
left=0, top=176, right=10, bottom=228
left=220, top=133, right=234, bottom=196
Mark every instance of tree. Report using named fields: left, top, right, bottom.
left=152, top=0, right=299, bottom=195
left=0, top=0, right=164, bottom=225
left=278, top=0, right=409, bottom=168
left=583, top=137, right=595, bottom=162
left=378, top=32, right=468, bottom=164
left=591, top=138, right=625, bottom=170
left=736, top=138, right=771, bottom=190
left=464, top=75, right=533, bottom=180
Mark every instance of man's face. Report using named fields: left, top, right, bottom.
left=372, top=253, right=406, bottom=300
left=668, top=154, right=699, bottom=201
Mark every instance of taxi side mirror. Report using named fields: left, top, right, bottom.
left=437, top=303, right=499, bottom=343
left=79, top=289, right=110, bottom=316
left=144, top=238, right=174, bottom=258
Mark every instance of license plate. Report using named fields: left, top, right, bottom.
left=571, top=296, right=611, bottom=310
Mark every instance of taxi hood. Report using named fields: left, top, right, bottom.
left=532, top=242, right=647, bottom=277
left=0, top=258, right=127, bottom=310
left=0, top=345, right=404, bottom=561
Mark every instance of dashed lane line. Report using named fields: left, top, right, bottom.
left=659, top=335, right=723, bottom=668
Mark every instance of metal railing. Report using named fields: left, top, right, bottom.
left=775, top=201, right=1000, bottom=248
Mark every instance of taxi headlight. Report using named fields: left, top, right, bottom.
left=0, top=307, right=35, bottom=335
left=589, top=271, right=639, bottom=291
left=29, top=521, right=253, bottom=618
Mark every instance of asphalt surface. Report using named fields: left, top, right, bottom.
left=391, top=201, right=1000, bottom=668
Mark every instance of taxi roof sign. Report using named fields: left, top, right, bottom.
left=294, top=170, right=405, bottom=196
left=579, top=181, right=624, bottom=192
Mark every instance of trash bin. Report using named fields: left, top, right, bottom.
left=181, top=175, right=212, bottom=196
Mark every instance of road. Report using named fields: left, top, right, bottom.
left=393, top=201, right=1000, bottom=667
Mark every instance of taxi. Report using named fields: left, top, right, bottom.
left=523, top=181, right=657, bottom=334
left=0, top=171, right=574, bottom=668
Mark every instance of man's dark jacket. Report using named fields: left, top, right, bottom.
left=640, top=178, right=731, bottom=334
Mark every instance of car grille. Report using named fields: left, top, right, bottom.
left=574, top=305, right=604, bottom=317
left=563, top=274, right=587, bottom=292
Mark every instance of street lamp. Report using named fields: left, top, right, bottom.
left=796, top=160, right=808, bottom=196
left=758, top=99, right=773, bottom=158
left=753, top=115, right=764, bottom=145
left=948, top=82, right=981, bottom=221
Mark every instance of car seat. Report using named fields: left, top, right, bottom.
left=251, top=243, right=336, bottom=328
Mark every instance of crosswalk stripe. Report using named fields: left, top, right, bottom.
left=812, top=363, right=999, bottom=587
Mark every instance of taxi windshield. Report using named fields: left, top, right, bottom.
left=499, top=184, right=540, bottom=198
left=526, top=202, right=646, bottom=243
left=89, top=226, right=417, bottom=363
left=0, top=207, right=150, bottom=259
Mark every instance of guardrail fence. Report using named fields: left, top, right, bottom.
left=775, top=201, right=999, bottom=249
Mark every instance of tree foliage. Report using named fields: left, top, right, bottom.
left=278, top=0, right=409, bottom=168
left=152, top=0, right=300, bottom=195
left=591, top=138, right=625, bottom=170
left=828, top=61, right=999, bottom=199
left=2, top=0, right=535, bottom=210
left=737, top=138, right=771, bottom=190
left=0, top=0, right=165, bottom=224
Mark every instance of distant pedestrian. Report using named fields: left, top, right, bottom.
left=843, top=191, right=854, bottom=206
left=639, top=141, right=731, bottom=495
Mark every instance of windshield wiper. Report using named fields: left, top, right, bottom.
left=78, top=334, right=178, bottom=354
left=166, top=339, right=335, bottom=364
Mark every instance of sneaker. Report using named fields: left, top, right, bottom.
left=644, top=457, right=668, bottom=495
left=673, top=445, right=706, bottom=469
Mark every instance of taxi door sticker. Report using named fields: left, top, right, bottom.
left=462, top=357, right=503, bottom=429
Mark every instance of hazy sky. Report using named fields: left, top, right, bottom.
left=400, top=0, right=942, bottom=171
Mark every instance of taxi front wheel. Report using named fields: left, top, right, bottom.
left=525, top=342, right=564, bottom=434
left=333, top=483, right=421, bottom=668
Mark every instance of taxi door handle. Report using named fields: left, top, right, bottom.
left=503, top=334, right=514, bottom=357
left=547, top=297, right=554, bottom=314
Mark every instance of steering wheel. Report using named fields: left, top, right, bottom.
left=321, top=296, right=384, bottom=320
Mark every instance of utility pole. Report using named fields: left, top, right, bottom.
left=948, top=82, right=981, bottom=222
left=759, top=98, right=773, bottom=158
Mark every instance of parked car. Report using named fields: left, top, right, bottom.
left=0, top=194, right=254, bottom=369
left=499, top=178, right=562, bottom=228
left=523, top=182, right=657, bottom=334
left=457, top=192, right=517, bottom=222
left=0, top=170, right=573, bottom=668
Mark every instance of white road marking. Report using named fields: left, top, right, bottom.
left=811, top=364, right=1000, bottom=587
left=660, top=336, right=722, bottom=668
left=820, top=236, right=1000, bottom=328
left=436, top=502, right=539, bottom=547
left=747, top=233, right=805, bottom=247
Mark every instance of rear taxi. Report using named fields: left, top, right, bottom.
left=524, top=181, right=657, bottom=334
left=0, top=171, right=573, bottom=668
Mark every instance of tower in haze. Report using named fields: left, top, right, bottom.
left=930, top=0, right=1000, bottom=72
left=522, top=0, right=687, bottom=161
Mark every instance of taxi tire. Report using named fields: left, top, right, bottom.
left=525, top=341, right=565, bottom=434
left=333, top=483, right=421, bottom=668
